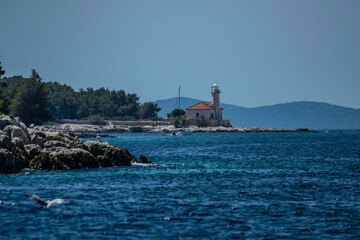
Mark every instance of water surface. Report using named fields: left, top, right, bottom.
left=1, top=131, right=360, bottom=239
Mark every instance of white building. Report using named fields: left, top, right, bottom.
left=186, top=84, right=230, bottom=127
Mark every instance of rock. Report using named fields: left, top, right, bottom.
left=139, top=155, right=149, bottom=163
left=30, top=147, right=70, bottom=170
left=43, top=131, right=64, bottom=141
left=84, top=141, right=107, bottom=156
left=0, top=119, right=9, bottom=130
left=30, top=147, right=97, bottom=170
left=84, top=141, right=134, bottom=167
left=12, top=137, right=25, bottom=150
left=5, top=125, right=30, bottom=144
left=29, top=124, right=35, bottom=128
left=70, top=139, right=86, bottom=149
left=296, top=128, right=309, bottom=132
left=41, top=148, right=52, bottom=155
left=30, top=134, right=45, bottom=147
left=44, top=140, right=69, bottom=149
left=3, top=125, right=12, bottom=137
left=24, top=144, right=42, bottom=159
left=0, top=135, right=17, bottom=153
left=0, top=115, right=17, bottom=130
left=0, top=149, right=21, bottom=174
left=29, top=129, right=46, bottom=139
left=0, top=114, right=143, bottom=173
left=100, top=146, right=134, bottom=167
left=70, top=148, right=97, bottom=168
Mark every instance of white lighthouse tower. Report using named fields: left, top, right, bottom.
left=211, top=83, right=222, bottom=120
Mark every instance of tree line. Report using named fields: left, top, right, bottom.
left=0, top=66, right=161, bottom=126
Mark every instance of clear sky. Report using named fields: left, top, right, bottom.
left=1, top=0, right=359, bottom=108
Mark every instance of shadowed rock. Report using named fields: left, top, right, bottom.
left=0, top=149, right=21, bottom=174
left=139, top=155, right=149, bottom=164
left=30, top=147, right=97, bottom=170
left=44, top=140, right=69, bottom=149
left=30, top=133, right=45, bottom=147
left=12, top=137, right=25, bottom=150
left=0, top=135, right=17, bottom=153
left=84, top=141, right=135, bottom=167
left=24, top=144, right=42, bottom=159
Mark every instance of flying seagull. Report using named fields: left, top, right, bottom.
left=25, top=194, right=66, bottom=208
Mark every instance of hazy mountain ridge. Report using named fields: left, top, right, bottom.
left=155, top=97, right=360, bottom=129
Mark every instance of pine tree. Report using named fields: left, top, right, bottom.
left=10, top=69, right=52, bottom=125
left=0, top=56, right=5, bottom=77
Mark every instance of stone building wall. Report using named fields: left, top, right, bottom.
left=186, top=109, right=215, bottom=121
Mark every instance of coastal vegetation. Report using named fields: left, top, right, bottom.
left=0, top=57, right=5, bottom=78
left=0, top=57, right=6, bottom=114
left=167, top=109, right=186, bottom=127
left=0, top=68, right=161, bottom=126
left=9, top=70, right=52, bottom=125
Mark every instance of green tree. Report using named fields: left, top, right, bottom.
left=0, top=85, right=5, bottom=114
left=167, top=109, right=186, bottom=127
left=0, top=100, right=3, bottom=114
left=139, top=102, right=161, bottom=119
left=0, top=56, right=5, bottom=77
left=46, top=82, right=78, bottom=119
left=0, top=56, right=6, bottom=113
left=0, top=76, right=25, bottom=115
left=167, top=108, right=185, bottom=118
left=10, top=69, right=52, bottom=125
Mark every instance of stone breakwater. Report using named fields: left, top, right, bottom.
left=0, top=115, right=148, bottom=174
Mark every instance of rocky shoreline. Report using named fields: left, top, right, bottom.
left=33, top=121, right=312, bottom=134
left=0, top=115, right=151, bottom=174
left=0, top=115, right=313, bottom=174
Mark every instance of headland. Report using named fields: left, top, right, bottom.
left=40, top=119, right=312, bottom=134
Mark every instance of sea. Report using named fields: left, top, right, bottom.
left=1, top=130, right=360, bottom=239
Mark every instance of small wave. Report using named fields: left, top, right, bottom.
left=131, top=162, right=157, bottom=167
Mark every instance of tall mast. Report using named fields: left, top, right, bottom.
left=174, top=85, right=181, bottom=110
left=178, top=85, right=181, bottom=110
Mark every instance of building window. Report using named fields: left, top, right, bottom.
left=196, top=113, right=199, bottom=118
left=211, top=113, right=214, bottom=119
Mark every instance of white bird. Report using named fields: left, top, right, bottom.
left=25, top=194, right=66, bottom=208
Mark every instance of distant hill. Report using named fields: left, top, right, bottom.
left=155, top=97, right=360, bottom=130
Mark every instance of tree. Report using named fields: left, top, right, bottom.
left=139, top=102, right=161, bottom=119
left=0, top=100, right=3, bottom=114
left=0, top=76, right=25, bottom=115
left=0, top=84, right=5, bottom=114
left=0, top=56, right=6, bottom=113
left=0, top=56, right=5, bottom=77
left=167, top=109, right=185, bottom=118
left=167, top=109, right=186, bottom=127
left=10, top=69, right=52, bottom=125
left=46, top=82, right=78, bottom=120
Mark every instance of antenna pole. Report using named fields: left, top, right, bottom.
left=179, top=85, right=181, bottom=110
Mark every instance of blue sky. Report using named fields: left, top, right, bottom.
left=1, top=0, right=359, bottom=108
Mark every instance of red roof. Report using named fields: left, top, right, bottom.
left=186, top=102, right=223, bottom=110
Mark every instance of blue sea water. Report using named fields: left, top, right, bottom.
left=1, top=131, right=360, bottom=239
